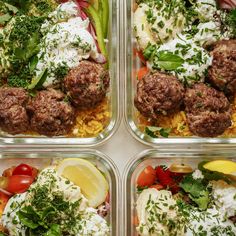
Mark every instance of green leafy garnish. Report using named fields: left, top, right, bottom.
left=44, top=224, right=61, bottom=236
left=180, top=174, right=210, bottom=210
left=145, top=126, right=172, bottom=138
left=28, top=68, right=48, bottom=90
left=143, top=43, right=156, bottom=60
left=155, top=51, right=184, bottom=70
left=0, top=13, right=12, bottom=24
left=225, top=9, right=236, bottom=38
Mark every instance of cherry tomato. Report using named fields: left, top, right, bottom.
left=0, top=175, right=34, bottom=194
left=137, top=166, right=156, bottom=187
left=0, top=192, right=9, bottom=215
left=150, top=184, right=164, bottom=191
left=12, top=164, right=33, bottom=176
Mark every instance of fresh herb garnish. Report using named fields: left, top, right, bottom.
left=54, top=63, right=69, bottom=80
left=154, top=51, right=184, bottom=71
left=180, top=174, right=210, bottom=210
left=145, top=126, right=172, bottom=138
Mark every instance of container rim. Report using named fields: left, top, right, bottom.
left=123, top=0, right=236, bottom=147
left=0, top=148, right=121, bottom=236
left=122, top=148, right=236, bottom=236
left=0, top=0, right=121, bottom=148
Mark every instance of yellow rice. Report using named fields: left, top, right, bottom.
left=70, top=98, right=111, bottom=138
left=138, top=95, right=236, bottom=138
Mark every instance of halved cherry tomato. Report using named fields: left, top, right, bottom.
left=137, top=166, right=156, bottom=187
left=0, top=175, right=34, bottom=194
left=12, top=164, right=33, bottom=176
left=0, top=192, right=9, bottom=215
left=150, top=184, right=164, bottom=191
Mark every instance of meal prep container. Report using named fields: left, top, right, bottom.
left=0, top=148, right=120, bottom=236
left=123, top=0, right=236, bottom=146
left=0, top=0, right=120, bottom=147
left=123, top=149, right=236, bottom=236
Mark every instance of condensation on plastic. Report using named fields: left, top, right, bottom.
left=123, top=0, right=236, bottom=147
left=0, top=149, right=121, bottom=236
left=123, top=149, right=236, bottom=236
left=0, top=0, right=121, bottom=147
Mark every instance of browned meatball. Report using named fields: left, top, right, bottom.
left=208, top=40, right=236, bottom=95
left=134, top=72, right=185, bottom=119
left=184, top=83, right=231, bottom=137
left=27, top=89, right=75, bottom=136
left=64, top=61, right=110, bottom=109
left=0, top=87, right=29, bottom=134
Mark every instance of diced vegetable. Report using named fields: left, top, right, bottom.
left=137, top=67, right=149, bottom=80
left=137, top=166, right=156, bottom=187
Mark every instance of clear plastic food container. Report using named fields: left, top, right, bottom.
left=123, top=149, right=236, bottom=236
left=0, top=149, right=120, bottom=236
left=123, top=0, right=236, bottom=146
left=0, top=0, right=120, bottom=147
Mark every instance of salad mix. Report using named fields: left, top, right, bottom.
left=133, top=0, right=236, bottom=138
left=0, top=0, right=111, bottom=137
left=0, top=158, right=110, bottom=236
left=135, top=160, right=236, bottom=235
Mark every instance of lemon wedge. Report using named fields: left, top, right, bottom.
left=204, top=160, right=236, bottom=175
left=57, top=158, right=109, bottom=208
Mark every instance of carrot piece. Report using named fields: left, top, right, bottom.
left=137, top=67, right=149, bottom=80
left=133, top=48, right=146, bottom=64
left=133, top=215, right=139, bottom=226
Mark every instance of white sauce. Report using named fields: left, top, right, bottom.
left=133, top=3, right=185, bottom=50
left=187, top=206, right=236, bottom=235
left=136, top=189, right=185, bottom=236
left=36, top=2, right=98, bottom=87
left=195, top=0, right=217, bottom=21
left=192, top=169, right=204, bottom=180
left=211, top=180, right=236, bottom=218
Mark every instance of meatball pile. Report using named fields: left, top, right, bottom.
left=135, top=39, right=235, bottom=138
left=0, top=87, right=29, bottom=135
left=0, top=60, right=110, bottom=136
left=64, top=61, right=110, bottom=109
left=134, top=72, right=185, bottom=119
left=184, top=83, right=231, bottom=137
left=27, top=89, right=75, bottom=136
left=208, top=40, right=236, bottom=95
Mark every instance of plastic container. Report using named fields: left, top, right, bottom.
left=0, top=149, right=120, bottom=236
left=123, top=149, right=236, bottom=236
left=0, top=0, right=120, bottom=147
left=123, top=0, right=236, bottom=146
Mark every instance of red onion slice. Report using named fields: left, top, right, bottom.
left=218, top=0, right=236, bottom=9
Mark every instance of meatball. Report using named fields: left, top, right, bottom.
left=0, top=87, right=29, bottom=135
left=134, top=72, right=185, bottom=119
left=64, top=61, right=110, bottom=109
left=184, top=83, right=231, bottom=137
left=208, top=40, right=236, bottom=95
left=27, top=89, right=75, bottom=136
